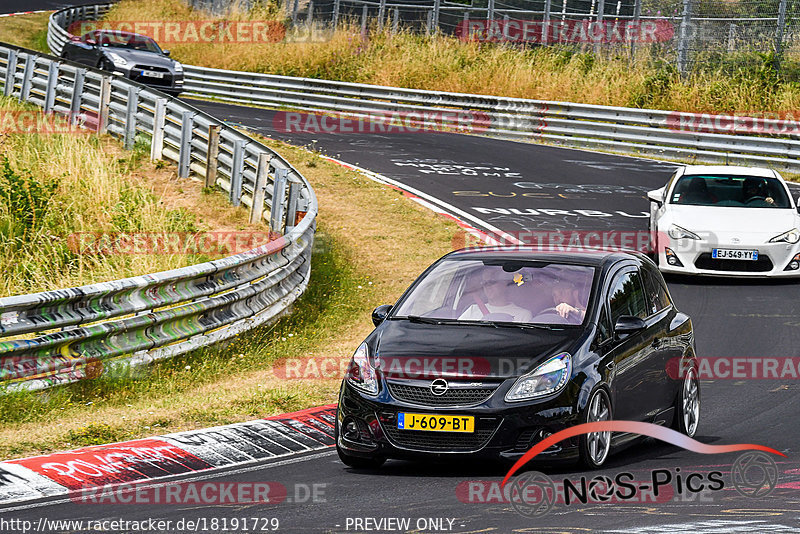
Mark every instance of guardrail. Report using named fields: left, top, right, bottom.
left=48, top=2, right=800, bottom=172
left=0, top=37, right=317, bottom=391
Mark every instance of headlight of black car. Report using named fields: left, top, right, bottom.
left=505, top=352, right=571, bottom=402
left=346, top=343, right=378, bottom=395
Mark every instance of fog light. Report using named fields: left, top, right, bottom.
left=343, top=419, right=359, bottom=441
left=785, top=253, right=800, bottom=271
left=665, top=247, right=683, bottom=267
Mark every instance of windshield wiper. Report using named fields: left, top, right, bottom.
left=479, top=321, right=560, bottom=330
left=404, top=315, right=460, bottom=325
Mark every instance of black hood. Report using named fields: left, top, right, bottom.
left=102, top=48, right=177, bottom=69
left=373, top=320, right=583, bottom=380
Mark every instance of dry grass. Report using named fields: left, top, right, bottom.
left=100, top=0, right=800, bottom=114
left=0, top=12, right=49, bottom=52
left=0, top=139, right=458, bottom=459
left=0, top=97, right=266, bottom=297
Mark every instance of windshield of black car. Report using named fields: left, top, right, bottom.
left=392, top=259, right=595, bottom=326
left=93, top=33, right=162, bottom=54
left=669, top=174, right=791, bottom=208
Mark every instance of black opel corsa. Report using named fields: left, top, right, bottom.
left=336, top=247, right=700, bottom=468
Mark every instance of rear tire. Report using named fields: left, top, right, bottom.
left=673, top=366, right=700, bottom=437
left=579, top=388, right=612, bottom=469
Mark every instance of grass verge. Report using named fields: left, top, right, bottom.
left=0, top=139, right=458, bottom=459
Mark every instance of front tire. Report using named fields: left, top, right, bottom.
left=673, top=366, right=700, bottom=437
left=579, top=388, right=612, bottom=469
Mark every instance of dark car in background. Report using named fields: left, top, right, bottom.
left=61, top=30, right=184, bottom=95
left=336, top=247, right=700, bottom=469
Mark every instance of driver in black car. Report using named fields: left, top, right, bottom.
left=458, top=269, right=533, bottom=322
left=552, top=279, right=586, bottom=321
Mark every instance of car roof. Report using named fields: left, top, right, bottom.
left=95, top=30, right=153, bottom=40
left=680, top=165, right=778, bottom=179
left=446, top=245, right=640, bottom=267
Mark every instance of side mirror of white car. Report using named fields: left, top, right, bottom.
left=647, top=189, right=664, bottom=208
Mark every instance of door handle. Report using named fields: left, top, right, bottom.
left=606, top=361, right=615, bottom=370
left=651, top=338, right=662, bottom=348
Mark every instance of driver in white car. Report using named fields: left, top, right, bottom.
left=458, top=270, right=533, bottom=322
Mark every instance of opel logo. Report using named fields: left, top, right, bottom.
left=430, top=378, right=449, bottom=396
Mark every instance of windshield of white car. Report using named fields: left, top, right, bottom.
left=669, top=174, right=791, bottom=208
left=392, top=259, right=595, bottom=326
left=92, top=32, right=163, bottom=54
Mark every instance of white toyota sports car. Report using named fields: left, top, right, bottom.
left=648, top=165, right=800, bottom=277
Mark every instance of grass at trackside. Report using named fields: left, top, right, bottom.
left=0, top=140, right=458, bottom=459
left=0, top=12, right=49, bottom=52
left=103, top=0, right=800, bottom=115
left=0, top=95, right=265, bottom=296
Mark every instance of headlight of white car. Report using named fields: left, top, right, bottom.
left=505, top=353, right=571, bottom=402
left=346, top=343, right=378, bottom=395
left=107, top=52, right=128, bottom=67
left=668, top=224, right=700, bottom=240
left=769, top=229, right=800, bottom=244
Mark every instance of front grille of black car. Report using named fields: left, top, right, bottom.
left=129, top=65, right=174, bottom=87
left=694, top=253, right=773, bottom=272
left=381, top=417, right=500, bottom=452
left=387, top=381, right=498, bottom=407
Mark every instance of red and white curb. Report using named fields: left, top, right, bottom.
left=0, top=404, right=337, bottom=505
left=0, top=10, right=51, bottom=18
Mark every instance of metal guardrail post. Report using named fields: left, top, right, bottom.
left=392, top=7, right=399, bottom=34
left=332, top=0, right=340, bottom=29
left=487, top=0, right=494, bottom=22
left=378, top=0, right=386, bottom=30
left=69, top=68, right=84, bottom=125
left=270, top=168, right=288, bottom=234
left=285, top=179, right=302, bottom=233
left=20, top=54, right=35, bottom=103
left=178, top=110, right=193, bottom=178
left=43, top=61, right=58, bottom=113
left=361, top=4, right=368, bottom=35
left=230, top=139, right=245, bottom=207
left=433, top=0, right=441, bottom=31
left=205, top=124, right=220, bottom=187
left=426, top=10, right=433, bottom=35
left=4, top=49, right=17, bottom=97
left=594, top=0, right=604, bottom=55
left=150, top=97, right=166, bottom=161
left=292, top=0, right=299, bottom=26
left=98, top=76, right=111, bottom=133
left=308, top=0, right=314, bottom=25
left=775, top=0, right=788, bottom=72
left=123, top=85, right=139, bottom=150
left=250, top=152, right=270, bottom=224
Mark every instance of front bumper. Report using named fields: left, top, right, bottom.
left=336, top=380, right=582, bottom=463
left=657, top=235, right=800, bottom=278
left=111, top=67, right=184, bottom=92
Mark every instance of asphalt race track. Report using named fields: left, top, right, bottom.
left=3, top=3, right=800, bottom=527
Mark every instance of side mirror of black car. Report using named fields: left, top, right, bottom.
left=614, top=315, right=646, bottom=340
left=162, top=49, right=171, bottom=56
left=372, top=304, right=392, bottom=327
